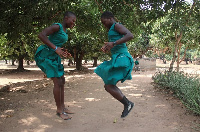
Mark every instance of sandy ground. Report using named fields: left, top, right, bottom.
left=0, top=61, right=200, bottom=132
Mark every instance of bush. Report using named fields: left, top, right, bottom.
left=152, top=71, right=200, bottom=115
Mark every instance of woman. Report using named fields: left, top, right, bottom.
left=35, top=11, right=76, bottom=120
left=95, top=11, right=134, bottom=118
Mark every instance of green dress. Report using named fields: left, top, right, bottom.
left=94, top=23, right=134, bottom=85
left=34, top=23, right=68, bottom=78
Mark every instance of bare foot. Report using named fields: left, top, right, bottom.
left=64, top=108, right=75, bottom=114
left=56, top=112, right=72, bottom=120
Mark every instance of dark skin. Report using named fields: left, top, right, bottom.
left=101, top=17, right=133, bottom=101
left=38, top=15, right=76, bottom=57
left=101, top=17, right=133, bottom=53
left=38, top=15, right=76, bottom=120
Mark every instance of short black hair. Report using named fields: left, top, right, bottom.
left=64, top=11, right=76, bottom=17
left=101, top=11, right=114, bottom=19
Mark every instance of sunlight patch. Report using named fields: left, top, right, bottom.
left=132, top=74, right=153, bottom=77
left=74, top=75, right=84, bottom=77
left=88, top=67, right=96, bottom=70
left=66, top=100, right=78, bottom=106
left=64, top=75, right=74, bottom=80
left=9, top=86, right=25, bottom=92
left=155, top=104, right=166, bottom=107
left=129, top=93, right=142, bottom=97
left=38, top=124, right=51, bottom=130
left=4, top=109, right=14, bottom=113
left=1, top=109, right=15, bottom=118
left=85, top=98, right=100, bottom=102
left=118, top=86, right=134, bottom=89
left=18, top=116, right=39, bottom=126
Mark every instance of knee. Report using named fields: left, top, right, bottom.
left=104, top=85, right=108, bottom=91
left=54, top=77, right=65, bottom=88
left=104, top=85, right=111, bottom=92
left=59, top=78, right=65, bottom=87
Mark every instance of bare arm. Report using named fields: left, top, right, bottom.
left=113, top=23, right=133, bottom=45
left=38, top=24, right=60, bottom=50
left=101, top=23, right=133, bottom=52
left=38, top=25, right=71, bottom=58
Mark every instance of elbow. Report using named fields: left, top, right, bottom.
left=38, top=32, right=44, bottom=40
left=38, top=33, right=42, bottom=39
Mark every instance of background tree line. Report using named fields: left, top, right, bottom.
left=0, top=0, right=199, bottom=71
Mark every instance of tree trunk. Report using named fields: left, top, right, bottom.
left=163, top=59, right=166, bottom=64
left=12, top=59, right=15, bottom=66
left=76, top=57, right=82, bottom=70
left=68, top=59, right=73, bottom=66
left=17, top=56, right=25, bottom=71
left=169, top=31, right=182, bottom=72
left=169, top=51, right=176, bottom=72
left=75, top=52, right=84, bottom=71
left=177, top=43, right=187, bottom=72
left=176, top=42, right=181, bottom=72
left=93, top=57, right=98, bottom=67
left=27, top=60, right=30, bottom=65
left=174, top=2, right=196, bottom=71
left=177, top=61, right=180, bottom=72
left=73, top=47, right=77, bottom=66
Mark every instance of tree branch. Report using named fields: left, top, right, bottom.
left=50, top=11, right=62, bottom=20
left=94, top=0, right=103, bottom=13
left=186, top=2, right=196, bottom=25
left=180, top=46, right=188, bottom=64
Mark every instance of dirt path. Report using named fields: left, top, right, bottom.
left=0, top=67, right=200, bottom=132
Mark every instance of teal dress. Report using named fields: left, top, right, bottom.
left=94, top=23, right=134, bottom=85
left=34, top=23, right=68, bottom=78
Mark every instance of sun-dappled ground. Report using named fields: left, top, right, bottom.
left=0, top=60, right=200, bottom=132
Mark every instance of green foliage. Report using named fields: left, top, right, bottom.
left=0, top=0, right=76, bottom=68
left=0, top=34, right=9, bottom=59
left=0, top=0, right=74, bottom=40
left=150, top=1, right=200, bottom=53
left=152, top=71, right=200, bottom=115
left=129, top=32, right=151, bottom=57
left=0, top=0, right=199, bottom=70
left=0, top=0, right=102, bottom=68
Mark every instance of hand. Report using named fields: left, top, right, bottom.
left=62, top=48, right=72, bottom=58
left=55, top=47, right=72, bottom=58
left=101, top=42, right=114, bottom=53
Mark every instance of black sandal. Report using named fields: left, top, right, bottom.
left=56, top=112, right=72, bottom=120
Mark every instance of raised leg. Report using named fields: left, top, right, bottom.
left=104, top=84, right=134, bottom=118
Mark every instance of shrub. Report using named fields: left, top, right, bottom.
left=152, top=71, right=200, bottom=115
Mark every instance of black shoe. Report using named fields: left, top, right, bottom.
left=121, top=101, right=134, bottom=118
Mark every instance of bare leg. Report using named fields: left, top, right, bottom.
left=52, top=77, right=63, bottom=112
left=104, top=84, right=134, bottom=118
left=104, top=84, right=124, bottom=101
left=52, top=77, right=71, bottom=120
left=60, top=76, right=65, bottom=109
left=60, top=76, right=74, bottom=114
